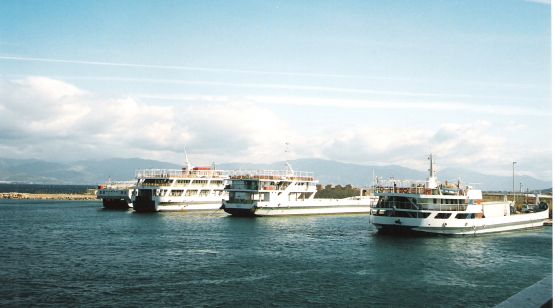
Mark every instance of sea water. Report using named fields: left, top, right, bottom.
left=0, top=200, right=551, bottom=307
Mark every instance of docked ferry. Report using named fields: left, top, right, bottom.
left=132, top=163, right=229, bottom=212
left=222, top=164, right=378, bottom=216
left=96, top=181, right=136, bottom=210
left=370, top=155, right=549, bottom=235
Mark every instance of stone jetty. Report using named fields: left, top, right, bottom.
left=0, top=192, right=98, bottom=201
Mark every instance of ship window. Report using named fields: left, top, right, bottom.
left=455, top=213, right=475, bottom=219
left=143, top=179, right=171, bottom=186
left=170, top=190, right=183, bottom=196
left=384, top=211, right=430, bottom=218
left=434, top=213, right=452, bottom=219
left=389, top=196, right=417, bottom=209
left=231, top=180, right=259, bottom=190
left=229, top=191, right=253, bottom=203
left=390, top=211, right=413, bottom=218
left=251, top=193, right=266, bottom=201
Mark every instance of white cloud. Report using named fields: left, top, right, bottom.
left=0, top=77, right=550, bottom=180
left=243, top=95, right=547, bottom=117
left=38, top=75, right=535, bottom=103
left=0, top=77, right=294, bottom=165
left=313, top=121, right=550, bottom=180
left=0, top=77, right=90, bottom=139
left=140, top=93, right=549, bottom=117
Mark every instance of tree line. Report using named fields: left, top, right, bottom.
left=315, top=184, right=367, bottom=199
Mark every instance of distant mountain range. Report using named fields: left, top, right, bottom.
left=0, top=157, right=178, bottom=185
left=0, top=157, right=550, bottom=192
left=219, top=159, right=551, bottom=192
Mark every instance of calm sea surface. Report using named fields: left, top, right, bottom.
left=0, top=200, right=551, bottom=307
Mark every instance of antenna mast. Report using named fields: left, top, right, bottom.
left=285, top=142, right=294, bottom=174
left=183, top=146, right=192, bottom=171
left=426, top=154, right=438, bottom=189
left=429, top=153, right=434, bottom=177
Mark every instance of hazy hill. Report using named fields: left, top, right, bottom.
left=0, top=157, right=179, bottom=185
left=219, top=158, right=551, bottom=192
left=218, top=158, right=423, bottom=187
left=0, top=157, right=550, bottom=191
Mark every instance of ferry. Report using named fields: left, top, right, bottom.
left=132, top=161, right=229, bottom=212
left=369, top=155, right=549, bottom=235
left=96, top=181, right=136, bottom=210
left=222, top=163, right=378, bottom=216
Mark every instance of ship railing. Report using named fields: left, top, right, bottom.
left=374, top=186, right=468, bottom=196
left=228, top=169, right=315, bottom=181
left=99, top=180, right=136, bottom=189
left=374, top=179, right=428, bottom=194
left=372, top=202, right=467, bottom=212
left=374, top=179, right=468, bottom=196
left=135, top=169, right=230, bottom=179
left=419, top=204, right=467, bottom=211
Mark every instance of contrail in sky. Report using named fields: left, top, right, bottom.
left=0, top=55, right=545, bottom=89
left=6, top=74, right=533, bottom=102
left=0, top=55, right=370, bottom=79
left=136, top=94, right=547, bottom=117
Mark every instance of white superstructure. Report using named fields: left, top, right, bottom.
left=222, top=164, right=378, bottom=216
left=132, top=166, right=229, bottom=212
left=96, top=181, right=136, bottom=209
left=369, top=154, right=549, bottom=235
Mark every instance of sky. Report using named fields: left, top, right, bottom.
left=0, top=0, right=551, bottom=181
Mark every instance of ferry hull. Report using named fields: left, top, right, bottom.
left=155, top=201, right=223, bottom=212
left=97, top=187, right=134, bottom=210
left=133, top=197, right=224, bottom=212
left=223, top=200, right=371, bottom=217
left=370, top=209, right=549, bottom=236
left=102, top=198, right=132, bottom=210
left=222, top=206, right=257, bottom=217
left=133, top=196, right=157, bottom=212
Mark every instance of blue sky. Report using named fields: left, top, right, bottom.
left=0, top=0, right=551, bottom=181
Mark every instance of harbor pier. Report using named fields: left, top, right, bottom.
left=495, top=274, right=552, bottom=307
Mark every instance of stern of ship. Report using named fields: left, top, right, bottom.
left=222, top=201, right=256, bottom=217
left=133, top=189, right=158, bottom=212
left=102, top=198, right=131, bottom=210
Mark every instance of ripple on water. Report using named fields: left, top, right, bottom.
left=0, top=202, right=551, bottom=307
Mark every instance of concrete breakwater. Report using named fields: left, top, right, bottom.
left=0, top=192, right=98, bottom=201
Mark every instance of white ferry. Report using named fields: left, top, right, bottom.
left=96, top=181, right=136, bottom=210
left=222, top=164, right=378, bottom=216
left=132, top=163, right=229, bottom=212
left=370, top=155, right=549, bottom=235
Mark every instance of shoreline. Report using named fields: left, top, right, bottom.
left=0, top=192, right=98, bottom=201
